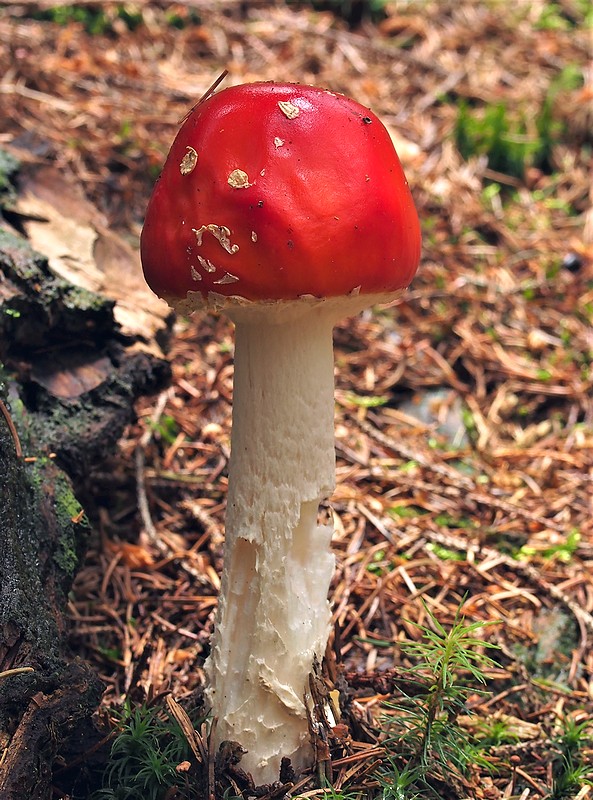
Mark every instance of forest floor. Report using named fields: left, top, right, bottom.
left=0, top=1, right=592, bottom=799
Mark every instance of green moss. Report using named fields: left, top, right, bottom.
left=53, top=471, right=86, bottom=526
left=31, top=4, right=143, bottom=35
left=61, top=283, right=113, bottom=313
left=0, top=227, right=50, bottom=284
left=1, top=226, right=115, bottom=361
left=0, top=225, right=112, bottom=315
left=0, top=149, right=19, bottom=208
left=28, top=459, right=90, bottom=580
left=0, top=436, right=58, bottom=656
left=54, top=475, right=89, bottom=577
left=455, top=65, right=585, bottom=180
left=29, top=395, right=104, bottom=452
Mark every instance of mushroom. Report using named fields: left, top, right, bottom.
left=140, top=81, right=421, bottom=782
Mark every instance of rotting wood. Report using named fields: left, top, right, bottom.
left=0, top=157, right=172, bottom=796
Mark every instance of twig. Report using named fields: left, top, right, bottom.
left=207, top=717, right=217, bottom=800
left=0, top=80, right=74, bottom=111
left=135, top=391, right=206, bottom=576
left=136, top=388, right=171, bottom=548
left=0, top=666, right=33, bottom=681
left=574, top=787, right=591, bottom=800
left=165, top=695, right=206, bottom=764
left=179, top=69, right=229, bottom=125
left=0, top=397, right=23, bottom=458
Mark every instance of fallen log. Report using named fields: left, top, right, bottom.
left=0, top=150, right=171, bottom=798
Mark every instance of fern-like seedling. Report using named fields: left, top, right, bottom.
left=380, top=605, right=499, bottom=793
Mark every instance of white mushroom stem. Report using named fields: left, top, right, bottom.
left=204, top=303, right=337, bottom=782
left=200, top=292, right=396, bottom=781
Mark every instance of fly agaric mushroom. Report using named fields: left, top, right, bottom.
left=140, top=81, right=421, bottom=782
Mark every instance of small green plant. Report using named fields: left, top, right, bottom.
left=548, top=716, right=593, bottom=799
left=345, top=391, right=389, bottom=408
left=536, top=0, right=591, bottom=30
left=164, top=7, right=202, bottom=29
left=374, top=757, right=424, bottom=799
left=473, top=714, right=521, bottom=748
left=550, top=755, right=593, bottom=799
left=455, top=65, right=583, bottom=179
left=518, top=529, right=581, bottom=563
left=32, top=4, right=143, bottom=36
left=455, top=101, right=542, bottom=178
left=380, top=606, right=498, bottom=793
left=310, top=782, right=369, bottom=800
left=299, top=0, right=390, bottom=26
left=91, top=701, right=199, bottom=800
left=388, top=505, right=427, bottom=519
left=148, top=414, right=179, bottom=445
left=367, top=549, right=395, bottom=575
left=433, top=513, right=475, bottom=529
left=425, top=542, right=466, bottom=562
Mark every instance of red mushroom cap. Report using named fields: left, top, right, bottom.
left=141, top=82, right=421, bottom=304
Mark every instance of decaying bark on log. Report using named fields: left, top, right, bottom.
left=0, top=414, right=104, bottom=798
left=0, top=150, right=172, bottom=798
